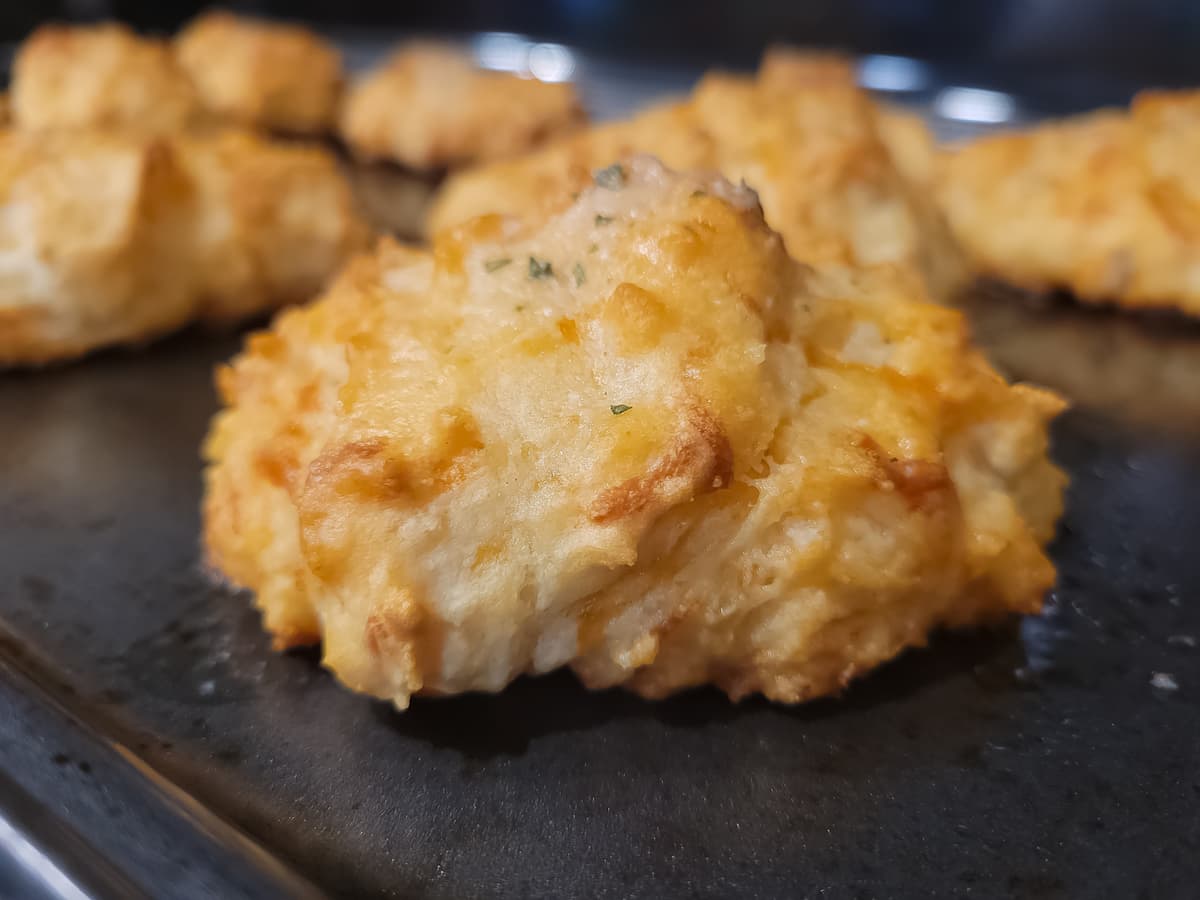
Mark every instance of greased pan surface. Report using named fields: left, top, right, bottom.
left=1, top=47, right=1199, bottom=900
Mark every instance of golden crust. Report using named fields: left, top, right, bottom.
left=428, top=102, right=717, bottom=235
left=0, top=129, right=370, bottom=367
left=175, top=11, right=343, bottom=135
left=756, top=47, right=858, bottom=89
left=338, top=44, right=585, bottom=170
left=939, top=89, right=1200, bottom=315
left=429, top=55, right=965, bottom=301
left=755, top=48, right=941, bottom=188
left=11, top=23, right=201, bottom=132
left=876, top=105, right=940, bottom=188
left=691, top=69, right=965, bottom=300
left=428, top=102, right=716, bottom=230
left=204, top=159, right=1065, bottom=708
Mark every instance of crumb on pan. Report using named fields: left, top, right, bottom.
left=204, top=157, right=1065, bottom=709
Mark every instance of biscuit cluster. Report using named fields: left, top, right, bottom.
left=0, top=15, right=586, bottom=366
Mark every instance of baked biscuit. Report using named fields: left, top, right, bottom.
left=939, top=90, right=1200, bottom=315
left=179, top=130, right=371, bottom=321
left=0, top=129, right=369, bottom=366
left=691, top=69, right=965, bottom=300
left=204, top=159, right=1065, bottom=707
left=11, top=23, right=200, bottom=132
left=175, top=11, right=342, bottom=135
left=755, top=48, right=943, bottom=188
left=339, top=44, right=585, bottom=171
left=755, top=47, right=858, bottom=89
left=0, top=131, right=196, bottom=365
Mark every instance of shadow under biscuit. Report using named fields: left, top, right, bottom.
left=341, top=159, right=444, bottom=243
left=956, top=279, right=1200, bottom=439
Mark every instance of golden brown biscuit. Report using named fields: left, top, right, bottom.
left=692, top=70, right=965, bottom=300
left=939, top=89, right=1200, bottom=316
left=0, top=130, right=197, bottom=365
left=204, top=158, right=1065, bottom=708
left=10, top=23, right=201, bottom=132
left=175, top=11, right=343, bottom=136
left=756, top=48, right=942, bottom=184
left=875, top=105, right=940, bottom=187
left=429, top=63, right=965, bottom=301
left=339, top=43, right=585, bottom=171
left=178, top=130, right=372, bottom=321
left=0, top=129, right=370, bottom=367
left=755, top=46, right=858, bottom=90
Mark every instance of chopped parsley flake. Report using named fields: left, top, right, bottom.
left=528, top=256, right=554, bottom=279
left=588, top=242, right=599, bottom=253
left=610, top=404, right=632, bottom=416
left=573, top=262, right=586, bottom=287
left=691, top=189, right=707, bottom=198
left=484, top=257, right=512, bottom=272
left=594, top=214, right=613, bottom=226
left=593, top=164, right=626, bottom=190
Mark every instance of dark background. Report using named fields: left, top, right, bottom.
left=3, top=1, right=1200, bottom=88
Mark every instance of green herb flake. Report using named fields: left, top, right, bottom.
left=514, top=304, right=525, bottom=312
left=528, top=256, right=554, bottom=279
left=484, top=257, right=512, bottom=273
left=610, top=404, right=632, bottom=416
left=593, top=163, right=626, bottom=190
left=588, top=242, right=599, bottom=253
left=573, top=262, right=586, bottom=287
left=691, top=189, right=707, bottom=198
left=594, top=214, right=613, bottom=226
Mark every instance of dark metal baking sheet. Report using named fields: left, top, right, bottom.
left=2, top=45, right=1200, bottom=900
